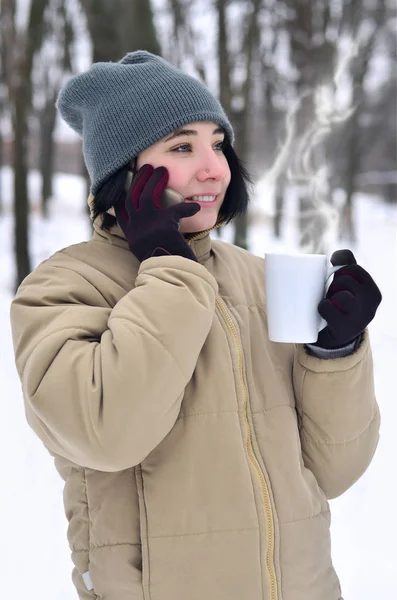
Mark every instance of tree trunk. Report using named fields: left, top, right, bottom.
left=1, top=0, right=49, bottom=288
left=80, top=0, right=123, bottom=62
left=13, top=92, right=31, bottom=287
left=339, top=0, right=387, bottom=240
left=0, top=103, right=3, bottom=215
left=0, top=72, right=4, bottom=214
left=385, top=182, right=396, bottom=204
left=215, top=0, right=232, bottom=239
left=125, top=0, right=161, bottom=55
left=81, top=0, right=161, bottom=63
left=232, top=0, right=261, bottom=250
left=273, top=180, right=284, bottom=238
left=217, top=0, right=231, bottom=115
left=40, top=90, right=57, bottom=218
left=340, top=117, right=358, bottom=242
left=262, top=55, right=285, bottom=239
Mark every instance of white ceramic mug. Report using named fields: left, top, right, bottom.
left=264, top=253, right=345, bottom=343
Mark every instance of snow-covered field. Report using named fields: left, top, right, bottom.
left=1, top=167, right=396, bottom=599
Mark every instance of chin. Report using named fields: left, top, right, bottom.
left=180, top=212, right=219, bottom=234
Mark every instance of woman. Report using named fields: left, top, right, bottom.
left=10, top=51, right=382, bottom=600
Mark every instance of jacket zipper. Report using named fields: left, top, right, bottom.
left=187, top=226, right=277, bottom=598
left=215, top=295, right=278, bottom=600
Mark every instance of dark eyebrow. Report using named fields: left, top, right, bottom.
left=164, top=126, right=225, bottom=142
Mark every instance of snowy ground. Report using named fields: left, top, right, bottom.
left=1, top=167, right=396, bottom=599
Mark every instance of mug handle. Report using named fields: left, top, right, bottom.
left=318, top=264, right=347, bottom=332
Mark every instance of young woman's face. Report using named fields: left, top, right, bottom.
left=136, top=121, right=231, bottom=233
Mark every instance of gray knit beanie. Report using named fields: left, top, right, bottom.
left=56, top=50, right=234, bottom=194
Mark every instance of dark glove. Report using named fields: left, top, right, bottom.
left=314, top=249, right=382, bottom=349
left=114, top=164, right=201, bottom=262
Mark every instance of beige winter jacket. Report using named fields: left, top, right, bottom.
left=10, top=219, right=380, bottom=600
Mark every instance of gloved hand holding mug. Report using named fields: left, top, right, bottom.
left=314, top=249, right=382, bottom=349
left=114, top=164, right=201, bottom=263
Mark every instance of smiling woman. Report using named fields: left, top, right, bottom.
left=134, top=121, right=231, bottom=233
left=9, top=49, right=381, bottom=600
left=91, top=125, right=251, bottom=235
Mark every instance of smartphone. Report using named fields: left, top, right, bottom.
left=106, top=170, right=185, bottom=216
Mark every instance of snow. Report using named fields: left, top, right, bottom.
left=1, top=167, right=396, bottom=599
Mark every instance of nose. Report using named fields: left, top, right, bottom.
left=196, top=158, right=226, bottom=182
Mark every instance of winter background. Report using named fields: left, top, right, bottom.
left=1, top=0, right=397, bottom=598
left=0, top=167, right=396, bottom=599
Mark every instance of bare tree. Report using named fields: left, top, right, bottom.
left=1, top=0, right=50, bottom=289
left=339, top=0, right=389, bottom=239
left=167, top=0, right=207, bottom=80
left=81, top=0, right=161, bottom=63
left=34, top=0, right=75, bottom=217
left=217, top=0, right=232, bottom=115
left=231, top=0, right=261, bottom=250
left=360, top=69, right=397, bottom=204
left=258, top=6, right=287, bottom=239
left=0, top=63, right=5, bottom=215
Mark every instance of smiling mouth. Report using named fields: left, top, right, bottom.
left=185, top=195, right=218, bottom=204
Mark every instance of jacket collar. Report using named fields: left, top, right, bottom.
left=91, top=215, right=225, bottom=265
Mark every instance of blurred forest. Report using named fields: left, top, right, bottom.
left=0, top=0, right=396, bottom=288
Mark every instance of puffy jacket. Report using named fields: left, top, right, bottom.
left=10, top=220, right=380, bottom=600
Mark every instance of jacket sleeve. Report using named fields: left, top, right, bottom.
left=10, top=252, right=218, bottom=472
left=293, top=330, right=380, bottom=499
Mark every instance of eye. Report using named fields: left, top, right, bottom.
left=214, top=140, right=225, bottom=151
left=170, top=141, right=226, bottom=153
left=171, top=143, right=191, bottom=153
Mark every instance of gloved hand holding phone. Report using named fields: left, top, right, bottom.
left=114, top=164, right=201, bottom=262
